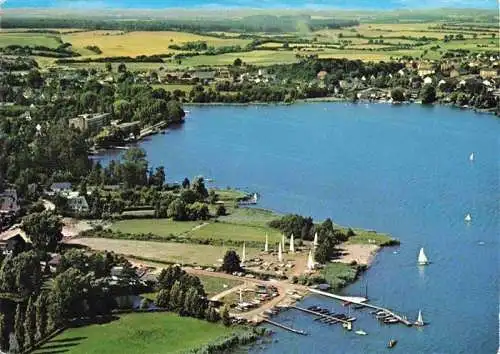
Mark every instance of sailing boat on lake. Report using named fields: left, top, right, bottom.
left=417, top=248, right=429, bottom=265
left=469, top=152, right=474, bottom=161
left=414, top=310, right=425, bottom=327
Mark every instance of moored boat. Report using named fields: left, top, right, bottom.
left=388, top=339, right=398, bottom=348
left=414, top=310, right=425, bottom=327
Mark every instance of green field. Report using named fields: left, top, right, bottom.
left=198, top=274, right=244, bottom=297
left=347, top=229, right=394, bottom=246
left=321, top=262, right=358, bottom=289
left=187, top=222, right=280, bottom=244
left=179, top=50, right=299, bottom=67
left=0, top=32, right=61, bottom=48
left=111, top=219, right=201, bottom=237
left=218, top=207, right=280, bottom=227
left=33, top=313, right=236, bottom=354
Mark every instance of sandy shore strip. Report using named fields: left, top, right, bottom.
left=334, top=243, right=380, bottom=267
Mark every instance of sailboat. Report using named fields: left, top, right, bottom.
left=464, top=213, right=472, bottom=222
left=241, top=242, right=246, bottom=264
left=417, top=248, right=429, bottom=265
left=469, top=152, right=474, bottom=161
left=355, top=330, right=367, bottom=335
left=414, top=310, right=425, bottom=327
left=264, top=233, right=269, bottom=252
left=289, top=234, right=295, bottom=253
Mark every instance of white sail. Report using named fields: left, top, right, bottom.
left=307, top=249, right=315, bottom=270
left=418, top=248, right=428, bottom=265
left=282, top=234, right=286, bottom=251
left=414, top=309, right=424, bottom=326
left=278, top=242, right=283, bottom=262
left=465, top=213, right=472, bottom=222
left=242, top=242, right=246, bottom=263
left=469, top=152, right=474, bottom=161
left=290, top=234, right=295, bottom=253
left=264, top=233, right=269, bottom=252
left=313, top=232, right=318, bottom=247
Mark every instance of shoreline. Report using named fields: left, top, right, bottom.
left=185, top=99, right=497, bottom=115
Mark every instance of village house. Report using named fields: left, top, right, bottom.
left=0, top=228, right=29, bottom=255
left=449, top=69, right=461, bottom=78
left=417, top=62, right=435, bottom=77
left=317, top=70, right=328, bottom=81
left=48, top=182, right=72, bottom=195
left=69, top=113, right=110, bottom=132
left=66, top=192, right=89, bottom=213
left=0, top=189, right=20, bottom=215
left=191, top=71, right=216, bottom=84
left=479, top=68, right=499, bottom=79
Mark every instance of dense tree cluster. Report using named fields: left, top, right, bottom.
left=0, top=247, right=136, bottom=353
left=155, top=266, right=218, bottom=321
left=269, top=214, right=314, bottom=240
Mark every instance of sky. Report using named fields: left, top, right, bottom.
left=3, top=0, right=498, bottom=9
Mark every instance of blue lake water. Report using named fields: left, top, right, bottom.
left=6, top=0, right=497, bottom=9
left=98, top=103, right=499, bottom=353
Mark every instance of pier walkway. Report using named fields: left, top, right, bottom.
left=290, top=306, right=351, bottom=326
left=262, top=318, right=308, bottom=335
left=309, top=288, right=413, bottom=326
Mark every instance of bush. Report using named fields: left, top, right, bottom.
left=216, top=205, right=226, bottom=216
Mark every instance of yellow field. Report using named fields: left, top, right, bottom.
left=63, top=30, right=252, bottom=57
left=69, top=238, right=260, bottom=266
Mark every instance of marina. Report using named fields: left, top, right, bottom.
left=309, top=289, right=413, bottom=326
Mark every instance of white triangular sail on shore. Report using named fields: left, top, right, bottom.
left=242, top=242, right=246, bottom=263
left=264, top=233, right=269, bottom=252
left=418, top=248, right=429, bottom=265
left=278, top=242, right=283, bottom=262
left=469, top=152, right=474, bottom=161
left=289, top=234, right=295, bottom=253
left=307, top=249, right=315, bottom=270
left=313, top=232, right=318, bottom=247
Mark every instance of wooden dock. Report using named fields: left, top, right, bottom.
left=262, top=318, right=308, bottom=335
left=290, top=306, right=351, bottom=326
left=309, top=288, right=413, bottom=327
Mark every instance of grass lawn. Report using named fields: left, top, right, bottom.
left=33, top=313, right=237, bottom=354
left=214, top=188, right=248, bottom=202
left=186, top=222, right=281, bottom=244
left=321, top=262, right=358, bottom=290
left=218, top=207, right=280, bottom=228
left=347, top=229, right=395, bottom=246
left=197, top=274, right=244, bottom=297
left=110, top=219, right=201, bottom=236
left=71, top=238, right=261, bottom=265
left=0, top=33, right=61, bottom=48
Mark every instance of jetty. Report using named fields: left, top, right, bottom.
left=262, top=318, right=307, bottom=335
left=309, top=288, right=413, bottom=326
left=290, top=306, right=351, bottom=326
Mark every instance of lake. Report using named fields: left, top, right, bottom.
left=99, top=103, right=499, bottom=353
